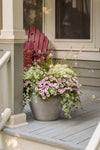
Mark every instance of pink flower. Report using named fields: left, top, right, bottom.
left=55, top=86, right=59, bottom=89
left=52, top=77, right=56, bottom=81
left=72, top=78, right=76, bottom=82
left=66, top=81, right=69, bottom=85
left=37, top=59, right=40, bottom=62
left=27, top=81, right=31, bottom=84
left=45, top=72, right=48, bottom=74
left=48, top=53, right=53, bottom=57
left=68, top=87, right=73, bottom=91
left=39, top=91, right=44, bottom=96
left=50, top=75, right=53, bottom=78
left=24, top=83, right=27, bottom=87
left=45, top=77, right=48, bottom=80
left=69, top=88, right=73, bottom=91
left=63, top=79, right=66, bottom=82
left=44, top=88, right=48, bottom=93
left=58, top=89, right=65, bottom=94
left=61, top=84, right=64, bottom=88
left=42, top=96, right=46, bottom=100
left=40, top=71, right=43, bottom=75
left=74, top=62, right=78, bottom=67
left=64, top=88, right=68, bottom=90
left=92, top=94, right=95, bottom=99
left=58, top=89, right=61, bottom=92
left=77, top=50, right=82, bottom=55
left=77, top=91, right=80, bottom=94
left=80, top=98, right=82, bottom=101
left=46, top=93, right=50, bottom=97
left=66, top=94, right=69, bottom=97
left=69, top=78, right=72, bottom=82
left=35, top=87, right=38, bottom=91
left=50, top=78, right=53, bottom=82
left=38, top=50, right=41, bottom=54
left=54, top=93, right=57, bottom=96
left=49, top=64, right=53, bottom=68
left=24, top=81, right=31, bottom=87
left=76, top=80, right=79, bottom=83
left=39, top=84, right=42, bottom=87
left=24, top=67, right=27, bottom=71
left=63, top=57, right=66, bottom=60
left=56, top=75, right=59, bottom=77
left=46, top=86, right=49, bottom=90
left=36, top=81, right=39, bottom=84
left=58, top=78, right=61, bottom=81
left=74, top=55, right=77, bottom=58
left=80, top=90, right=83, bottom=93
left=64, top=75, right=67, bottom=78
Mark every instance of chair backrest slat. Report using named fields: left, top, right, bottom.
left=24, top=40, right=29, bottom=50
left=42, top=37, right=49, bottom=53
left=29, top=26, right=36, bottom=42
left=39, top=33, right=45, bottom=52
left=34, top=29, right=41, bottom=53
left=28, top=27, right=36, bottom=50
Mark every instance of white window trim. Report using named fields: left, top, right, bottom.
left=43, top=0, right=100, bottom=52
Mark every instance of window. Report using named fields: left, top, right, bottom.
left=56, top=0, right=90, bottom=39
left=24, top=0, right=42, bottom=31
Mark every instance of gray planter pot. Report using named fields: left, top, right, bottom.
left=30, top=93, right=62, bottom=121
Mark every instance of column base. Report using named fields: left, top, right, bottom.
left=5, top=113, right=28, bottom=128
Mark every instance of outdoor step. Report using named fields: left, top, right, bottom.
left=1, top=129, right=81, bottom=150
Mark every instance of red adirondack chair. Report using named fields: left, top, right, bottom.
left=24, top=26, right=49, bottom=67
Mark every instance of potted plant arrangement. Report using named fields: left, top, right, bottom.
left=23, top=52, right=82, bottom=121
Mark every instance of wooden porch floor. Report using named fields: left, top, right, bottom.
left=3, top=93, right=100, bottom=150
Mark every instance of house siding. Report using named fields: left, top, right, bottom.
left=53, top=57, right=100, bottom=88
left=67, top=60, right=100, bottom=87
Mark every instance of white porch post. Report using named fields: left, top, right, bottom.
left=0, top=0, right=27, bottom=127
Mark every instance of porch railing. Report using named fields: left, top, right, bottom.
left=0, top=51, right=11, bottom=69
left=0, top=51, right=11, bottom=119
left=85, top=122, right=100, bottom=150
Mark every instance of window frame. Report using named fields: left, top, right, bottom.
left=43, top=0, right=99, bottom=51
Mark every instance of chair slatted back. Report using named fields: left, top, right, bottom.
left=24, top=26, right=49, bottom=52
left=24, top=26, right=49, bottom=67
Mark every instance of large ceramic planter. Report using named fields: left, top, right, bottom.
left=30, top=93, right=62, bottom=121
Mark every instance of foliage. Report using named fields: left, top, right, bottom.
left=33, top=50, right=53, bottom=71
left=23, top=53, right=82, bottom=118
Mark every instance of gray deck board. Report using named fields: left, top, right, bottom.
left=78, top=139, right=90, bottom=149
left=2, top=97, right=100, bottom=150
left=63, top=126, right=96, bottom=142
